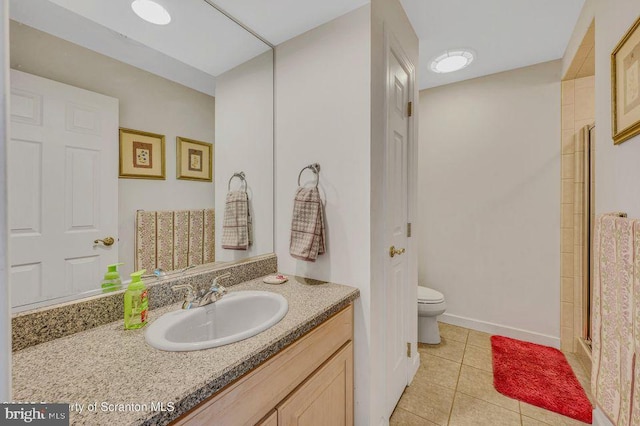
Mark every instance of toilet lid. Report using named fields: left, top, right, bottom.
left=417, top=286, right=444, bottom=304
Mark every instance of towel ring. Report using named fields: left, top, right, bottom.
left=298, top=163, right=321, bottom=188
left=228, top=172, right=247, bottom=191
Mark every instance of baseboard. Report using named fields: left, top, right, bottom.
left=408, top=351, right=420, bottom=384
left=439, top=313, right=561, bottom=349
left=592, top=407, right=614, bottom=426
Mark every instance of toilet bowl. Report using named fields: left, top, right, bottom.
left=417, top=286, right=446, bottom=344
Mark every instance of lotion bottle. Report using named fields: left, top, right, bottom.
left=101, top=263, right=124, bottom=293
left=124, top=270, right=148, bottom=329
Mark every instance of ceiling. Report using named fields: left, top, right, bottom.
left=400, top=0, right=585, bottom=90
left=10, top=0, right=586, bottom=94
left=212, top=0, right=370, bottom=46
left=209, top=0, right=586, bottom=89
left=10, top=0, right=272, bottom=96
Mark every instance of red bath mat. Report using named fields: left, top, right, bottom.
left=491, top=335, right=592, bottom=424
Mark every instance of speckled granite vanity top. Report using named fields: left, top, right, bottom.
left=12, top=276, right=359, bottom=426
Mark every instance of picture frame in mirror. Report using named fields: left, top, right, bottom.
left=119, top=127, right=166, bottom=179
left=176, top=136, right=214, bottom=182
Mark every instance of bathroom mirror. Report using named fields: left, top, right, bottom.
left=8, top=0, right=274, bottom=311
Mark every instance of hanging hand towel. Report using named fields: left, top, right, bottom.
left=222, top=190, right=252, bottom=250
left=290, top=187, right=326, bottom=261
left=591, top=214, right=640, bottom=426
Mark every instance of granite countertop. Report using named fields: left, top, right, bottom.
left=12, top=276, right=359, bottom=426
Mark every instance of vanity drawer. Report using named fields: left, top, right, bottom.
left=173, top=303, right=354, bottom=426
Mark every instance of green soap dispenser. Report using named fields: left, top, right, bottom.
left=101, top=263, right=124, bottom=293
left=124, top=270, right=148, bottom=330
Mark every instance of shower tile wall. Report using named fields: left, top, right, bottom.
left=560, top=75, right=594, bottom=353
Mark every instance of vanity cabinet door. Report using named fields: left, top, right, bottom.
left=256, top=410, right=277, bottom=426
left=277, top=342, right=353, bottom=426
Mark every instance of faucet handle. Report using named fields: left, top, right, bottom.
left=172, top=284, right=196, bottom=309
left=211, top=273, right=231, bottom=289
left=212, top=284, right=227, bottom=297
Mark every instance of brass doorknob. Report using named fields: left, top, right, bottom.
left=389, top=245, right=406, bottom=258
left=94, top=237, right=115, bottom=246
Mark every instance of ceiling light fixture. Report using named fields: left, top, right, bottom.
left=430, top=49, right=475, bottom=74
left=131, top=0, right=171, bottom=25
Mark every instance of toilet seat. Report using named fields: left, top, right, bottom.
left=417, top=286, right=444, bottom=304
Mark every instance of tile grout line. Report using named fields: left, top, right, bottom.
left=446, top=337, right=466, bottom=425
left=396, top=407, right=437, bottom=425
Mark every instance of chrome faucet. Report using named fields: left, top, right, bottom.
left=172, top=284, right=197, bottom=309
left=199, top=273, right=231, bottom=306
left=171, top=273, right=231, bottom=309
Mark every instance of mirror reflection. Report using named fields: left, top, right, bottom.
left=8, top=0, right=274, bottom=311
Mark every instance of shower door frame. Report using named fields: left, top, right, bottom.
left=581, top=125, right=595, bottom=345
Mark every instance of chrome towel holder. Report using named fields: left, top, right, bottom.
left=228, top=171, right=247, bottom=191
left=298, top=163, right=321, bottom=188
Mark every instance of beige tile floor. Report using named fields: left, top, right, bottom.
left=390, top=323, right=594, bottom=426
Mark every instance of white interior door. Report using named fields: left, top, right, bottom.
left=9, top=70, right=119, bottom=307
left=385, top=44, right=411, bottom=416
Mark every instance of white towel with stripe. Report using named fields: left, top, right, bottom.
left=221, top=190, right=252, bottom=250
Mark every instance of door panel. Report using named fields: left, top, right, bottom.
left=65, top=255, right=101, bottom=294
left=277, top=342, right=353, bottom=426
left=385, top=47, right=411, bottom=416
left=9, top=70, right=119, bottom=306
left=11, top=88, right=42, bottom=125
left=9, top=138, right=42, bottom=235
left=10, top=263, right=42, bottom=307
left=66, top=147, right=100, bottom=230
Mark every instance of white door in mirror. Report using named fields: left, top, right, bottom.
left=9, top=70, right=119, bottom=307
left=145, top=291, right=288, bottom=351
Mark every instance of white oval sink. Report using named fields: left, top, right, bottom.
left=145, top=291, right=288, bottom=352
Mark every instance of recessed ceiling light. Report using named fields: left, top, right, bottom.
left=131, top=0, right=171, bottom=25
left=430, top=50, right=475, bottom=74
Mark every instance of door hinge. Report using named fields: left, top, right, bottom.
left=407, top=101, right=413, bottom=117
left=407, top=223, right=412, bottom=238
left=407, top=342, right=412, bottom=358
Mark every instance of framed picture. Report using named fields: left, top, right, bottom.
left=176, top=137, right=213, bottom=182
left=612, top=15, right=640, bottom=144
left=119, top=128, right=166, bottom=179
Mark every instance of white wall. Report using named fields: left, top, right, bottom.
left=0, top=0, right=10, bottom=402
left=274, top=6, right=372, bottom=423
left=594, top=0, right=640, bottom=217
left=275, top=3, right=419, bottom=422
left=419, top=61, right=562, bottom=347
left=371, top=0, right=420, bottom=423
left=215, top=51, right=274, bottom=261
left=10, top=23, right=215, bottom=277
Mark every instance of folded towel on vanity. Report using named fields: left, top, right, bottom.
left=221, top=190, right=252, bottom=250
left=289, top=187, right=326, bottom=262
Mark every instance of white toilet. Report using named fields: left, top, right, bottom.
left=417, top=286, right=446, bottom=344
